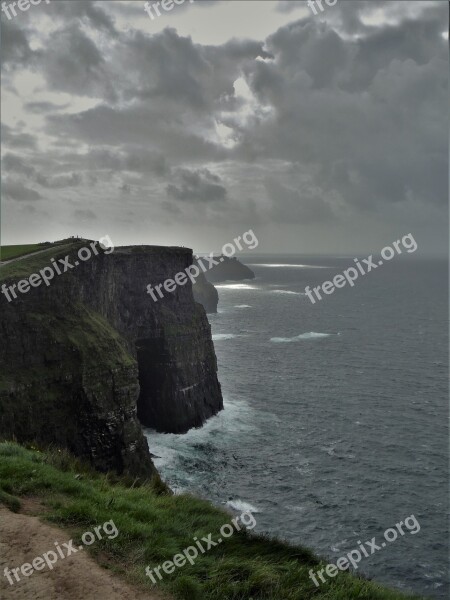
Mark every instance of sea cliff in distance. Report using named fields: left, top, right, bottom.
left=197, top=255, right=255, bottom=283
left=193, top=256, right=255, bottom=313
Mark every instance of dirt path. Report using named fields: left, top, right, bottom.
left=0, top=507, right=164, bottom=600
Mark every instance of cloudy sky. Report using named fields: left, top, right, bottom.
left=1, top=0, right=448, bottom=255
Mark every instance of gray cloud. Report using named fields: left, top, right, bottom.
left=36, top=172, right=83, bottom=189
left=167, top=168, right=227, bottom=203
left=44, top=0, right=117, bottom=35
left=39, top=24, right=117, bottom=101
left=2, top=153, right=36, bottom=177
left=265, top=177, right=335, bottom=223
left=24, top=101, right=70, bottom=114
left=241, top=8, right=447, bottom=212
left=2, top=153, right=83, bottom=189
left=1, top=124, right=37, bottom=150
left=2, top=179, right=42, bottom=202
left=1, top=0, right=447, bottom=254
left=73, top=209, right=97, bottom=221
left=1, top=18, right=32, bottom=68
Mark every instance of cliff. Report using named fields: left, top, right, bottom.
left=191, top=257, right=255, bottom=312
left=0, top=242, right=223, bottom=477
left=192, top=272, right=219, bottom=313
left=197, top=256, right=255, bottom=283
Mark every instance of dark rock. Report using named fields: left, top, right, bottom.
left=197, top=256, right=255, bottom=283
left=0, top=243, right=223, bottom=477
left=193, top=273, right=219, bottom=313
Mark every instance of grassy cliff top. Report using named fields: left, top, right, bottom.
left=0, top=443, right=422, bottom=600
left=0, top=240, right=192, bottom=283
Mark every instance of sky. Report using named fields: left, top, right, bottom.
left=1, top=0, right=448, bottom=255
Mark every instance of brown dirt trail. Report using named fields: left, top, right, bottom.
left=0, top=507, right=164, bottom=600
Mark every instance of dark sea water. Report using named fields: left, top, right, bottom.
left=145, top=254, right=449, bottom=599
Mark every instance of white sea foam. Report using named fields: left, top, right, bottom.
left=234, top=304, right=252, bottom=308
left=212, top=333, right=238, bottom=340
left=215, top=283, right=257, bottom=290
left=144, top=398, right=256, bottom=474
left=331, top=539, right=349, bottom=552
left=225, top=499, right=261, bottom=514
left=270, top=290, right=304, bottom=296
left=247, top=264, right=330, bottom=269
left=270, top=332, right=334, bottom=342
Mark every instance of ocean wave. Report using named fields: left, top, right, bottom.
left=331, top=539, right=349, bottom=552
left=270, top=290, right=304, bottom=295
left=247, top=264, right=330, bottom=269
left=215, top=283, right=257, bottom=290
left=234, top=304, right=252, bottom=308
left=144, top=398, right=257, bottom=477
left=270, top=332, right=335, bottom=342
left=212, top=333, right=238, bottom=341
left=226, top=499, right=261, bottom=514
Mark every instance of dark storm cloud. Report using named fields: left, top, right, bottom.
left=24, top=101, right=70, bottom=114
left=46, top=0, right=117, bottom=35
left=116, top=28, right=269, bottom=113
left=46, top=105, right=229, bottom=162
left=2, top=179, right=42, bottom=202
left=1, top=0, right=447, bottom=252
left=2, top=153, right=35, bottom=176
left=241, top=6, right=447, bottom=209
left=1, top=18, right=32, bottom=68
left=2, top=153, right=83, bottom=189
left=1, top=124, right=37, bottom=149
left=39, top=24, right=117, bottom=101
left=167, top=168, right=227, bottom=203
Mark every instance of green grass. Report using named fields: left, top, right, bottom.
left=0, top=242, right=79, bottom=282
left=0, top=243, right=52, bottom=261
left=0, top=442, right=423, bottom=600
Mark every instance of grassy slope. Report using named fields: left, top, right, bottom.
left=0, top=242, right=80, bottom=282
left=0, top=243, right=53, bottom=261
left=0, top=443, right=422, bottom=600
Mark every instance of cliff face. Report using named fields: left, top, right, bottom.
left=193, top=273, right=219, bottom=313
left=0, top=243, right=223, bottom=476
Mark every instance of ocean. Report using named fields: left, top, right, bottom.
left=145, top=254, right=449, bottom=598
